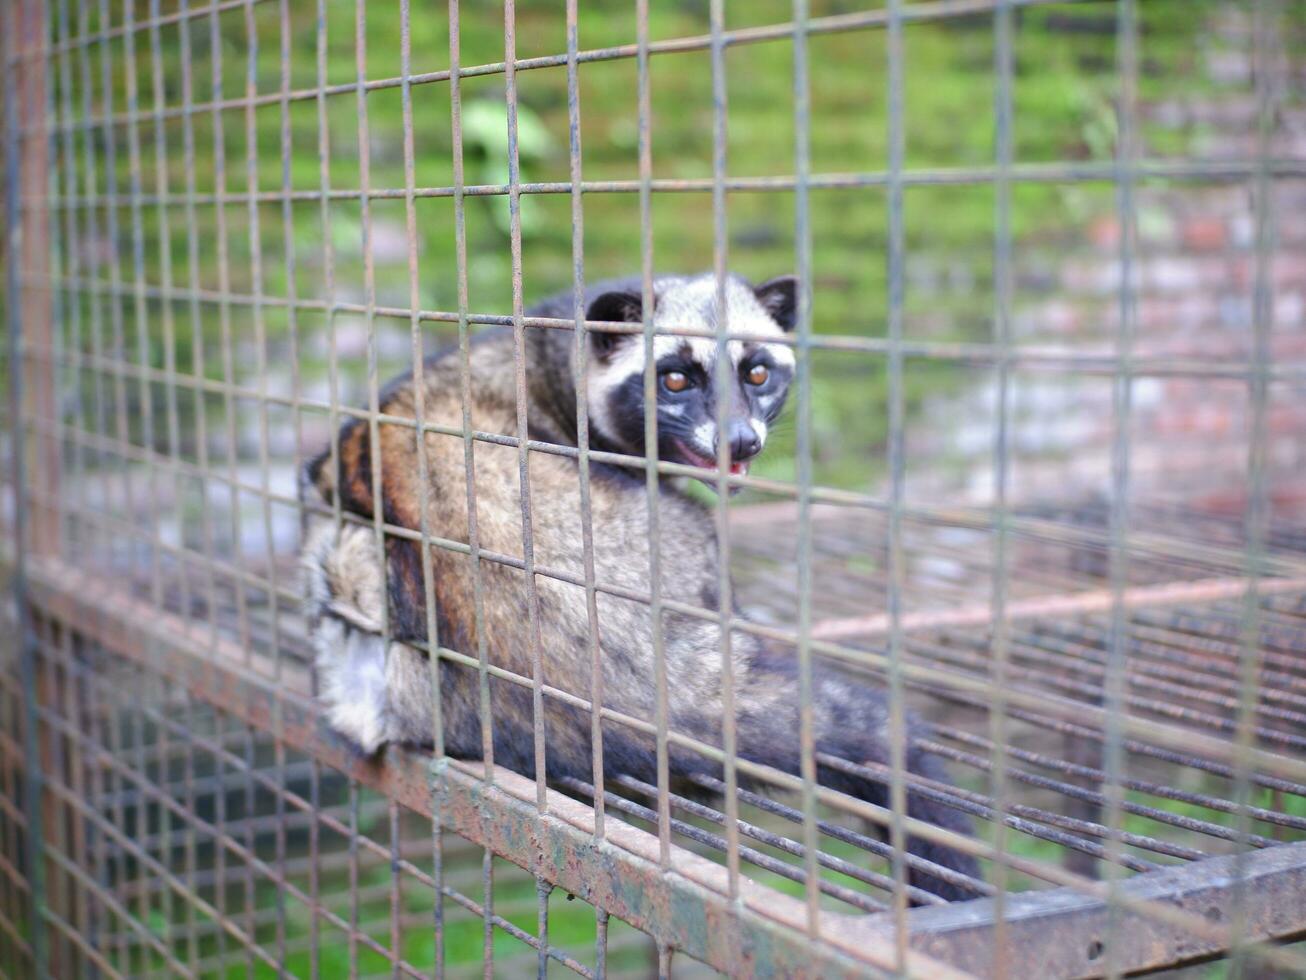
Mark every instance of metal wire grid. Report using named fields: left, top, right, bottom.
left=3, top=0, right=1306, bottom=977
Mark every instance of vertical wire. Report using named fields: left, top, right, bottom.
left=354, top=7, right=386, bottom=975
left=535, top=879, right=551, bottom=979
left=86, top=637, right=111, bottom=971
left=96, top=0, right=138, bottom=602
left=348, top=780, right=360, bottom=977
left=445, top=0, right=494, bottom=789
left=40, top=1, right=67, bottom=582
left=988, top=0, right=1015, bottom=973
left=36, top=644, right=61, bottom=977
left=93, top=5, right=139, bottom=968
left=272, top=2, right=296, bottom=965
left=594, top=907, right=609, bottom=980
left=41, top=22, right=69, bottom=588
left=44, top=635, right=71, bottom=977
left=398, top=0, right=442, bottom=762
left=1229, top=0, right=1278, bottom=971
left=121, top=0, right=163, bottom=616
left=707, top=0, right=741, bottom=897
left=501, top=0, right=548, bottom=814
left=356, top=0, right=390, bottom=683
left=44, top=5, right=70, bottom=578
left=53, top=0, right=88, bottom=603
left=239, top=3, right=270, bottom=971
left=884, top=0, right=911, bottom=958
left=3, top=0, right=50, bottom=971
left=53, top=2, right=96, bottom=963
left=177, top=0, right=219, bottom=648
left=151, top=669, right=176, bottom=972
left=1102, top=2, right=1138, bottom=977
left=121, top=6, right=172, bottom=957
left=395, top=0, right=445, bottom=972
left=389, top=799, right=402, bottom=978
left=243, top=0, right=280, bottom=689
left=60, top=622, right=91, bottom=974
left=71, top=3, right=121, bottom=956
left=240, top=722, right=257, bottom=977
left=208, top=0, right=252, bottom=662
left=501, top=7, right=552, bottom=962
left=791, top=0, right=821, bottom=935
left=73, top=0, right=115, bottom=604
left=315, top=0, right=343, bottom=537
left=633, top=0, right=670, bottom=871
left=128, top=664, right=152, bottom=972
left=181, top=690, right=201, bottom=970
left=176, top=2, right=216, bottom=965
left=206, top=8, right=237, bottom=969
left=312, top=3, right=337, bottom=962
left=212, top=708, right=229, bottom=971
left=307, top=707, right=322, bottom=977
left=445, top=5, right=495, bottom=972
left=565, top=0, right=605, bottom=846
left=146, top=0, right=188, bottom=692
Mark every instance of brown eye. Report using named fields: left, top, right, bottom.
left=745, top=364, right=769, bottom=386
left=662, top=371, right=690, bottom=393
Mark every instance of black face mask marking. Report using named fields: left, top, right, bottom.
left=597, top=347, right=793, bottom=478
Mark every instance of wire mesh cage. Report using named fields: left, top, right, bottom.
left=3, top=0, right=1306, bottom=977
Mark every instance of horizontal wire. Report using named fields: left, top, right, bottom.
left=31, top=0, right=1104, bottom=131
left=29, top=158, right=1306, bottom=211
left=32, top=273, right=1306, bottom=383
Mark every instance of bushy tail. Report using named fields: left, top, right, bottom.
left=730, top=654, right=984, bottom=904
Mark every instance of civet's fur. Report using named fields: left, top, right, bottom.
left=301, top=272, right=981, bottom=902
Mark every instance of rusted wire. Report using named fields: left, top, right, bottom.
left=4, top=1, right=1306, bottom=977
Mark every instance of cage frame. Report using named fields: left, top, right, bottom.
left=4, top=0, right=1306, bottom=977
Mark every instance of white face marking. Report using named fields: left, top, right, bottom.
left=751, top=418, right=768, bottom=443
left=660, top=403, right=685, bottom=417
left=692, top=421, right=716, bottom=455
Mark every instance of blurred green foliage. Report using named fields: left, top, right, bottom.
left=38, top=0, right=1260, bottom=491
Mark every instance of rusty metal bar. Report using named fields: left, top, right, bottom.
left=871, top=840, right=1306, bottom=979
left=19, top=556, right=960, bottom=978
left=813, top=574, right=1306, bottom=641
left=4, top=0, right=52, bottom=974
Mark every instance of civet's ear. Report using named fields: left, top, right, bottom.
left=586, top=289, right=645, bottom=360
left=753, top=274, right=799, bottom=331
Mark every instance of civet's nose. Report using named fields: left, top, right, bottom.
left=719, top=419, right=763, bottom=462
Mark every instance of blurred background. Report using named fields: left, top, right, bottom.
left=45, top=0, right=1301, bottom=517
left=5, top=1, right=1306, bottom=976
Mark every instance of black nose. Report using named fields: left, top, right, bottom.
left=721, top=420, right=762, bottom=462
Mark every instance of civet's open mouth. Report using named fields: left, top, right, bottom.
left=672, top=439, right=750, bottom=479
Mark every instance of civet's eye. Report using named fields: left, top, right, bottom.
left=662, top=370, right=690, bottom=393
left=745, top=364, right=769, bottom=386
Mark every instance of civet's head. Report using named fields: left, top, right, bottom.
left=585, top=272, right=797, bottom=481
